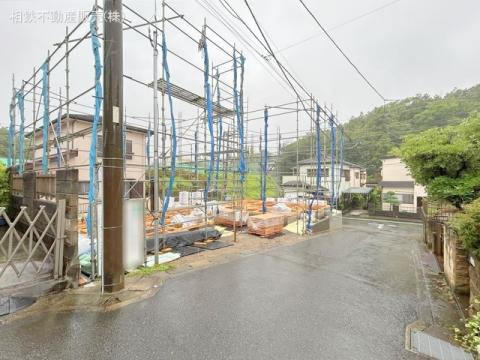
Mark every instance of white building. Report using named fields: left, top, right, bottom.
left=380, top=157, right=427, bottom=212
left=281, top=159, right=367, bottom=198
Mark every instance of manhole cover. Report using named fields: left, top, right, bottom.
left=410, top=330, right=473, bottom=360
left=0, top=296, right=36, bottom=316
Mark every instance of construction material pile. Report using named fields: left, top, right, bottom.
left=214, top=207, right=249, bottom=227
left=247, top=213, right=284, bottom=237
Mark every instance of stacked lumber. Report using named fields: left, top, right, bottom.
left=214, top=208, right=249, bottom=227
left=247, top=213, right=284, bottom=237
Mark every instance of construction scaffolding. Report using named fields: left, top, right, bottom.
left=6, top=1, right=351, bottom=286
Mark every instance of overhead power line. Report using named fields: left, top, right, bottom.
left=298, top=0, right=387, bottom=102
left=242, top=0, right=314, bottom=116
left=273, top=0, right=403, bottom=55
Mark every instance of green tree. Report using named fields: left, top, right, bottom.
left=398, top=113, right=480, bottom=208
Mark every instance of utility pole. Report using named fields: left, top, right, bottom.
left=103, top=0, right=124, bottom=292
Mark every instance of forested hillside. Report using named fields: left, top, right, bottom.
left=277, top=85, right=480, bottom=178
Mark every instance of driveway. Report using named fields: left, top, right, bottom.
left=0, top=219, right=425, bottom=359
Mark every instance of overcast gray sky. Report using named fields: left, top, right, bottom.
left=1, top=0, right=479, bottom=137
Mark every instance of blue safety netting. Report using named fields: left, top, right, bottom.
left=41, top=62, right=49, bottom=174
left=233, top=48, right=246, bottom=182
left=7, top=101, right=14, bottom=168
left=16, top=89, right=25, bottom=174
left=86, top=11, right=103, bottom=238
left=215, top=70, right=222, bottom=191
left=307, top=104, right=322, bottom=231
left=160, top=31, right=177, bottom=227
left=202, top=36, right=215, bottom=202
left=330, top=115, right=336, bottom=207
left=262, top=108, right=268, bottom=213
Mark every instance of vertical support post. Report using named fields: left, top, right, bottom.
left=54, top=199, right=66, bottom=279
left=103, top=0, right=124, bottom=292
left=295, top=97, right=299, bottom=235
left=330, top=114, right=336, bottom=208
left=262, top=107, right=268, bottom=214
left=32, top=68, right=36, bottom=172
left=65, top=26, right=71, bottom=167
left=56, top=169, right=79, bottom=287
left=9, top=74, right=16, bottom=171
left=151, top=28, right=160, bottom=264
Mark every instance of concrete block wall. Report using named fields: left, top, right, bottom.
left=56, top=169, right=79, bottom=288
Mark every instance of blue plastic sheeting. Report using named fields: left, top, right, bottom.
left=262, top=108, right=268, bottom=214
left=16, top=90, right=25, bottom=174
left=86, top=12, right=103, bottom=238
left=215, top=70, right=222, bottom=191
left=307, top=104, right=322, bottom=231
left=330, top=115, right=336, bottom=207
left=160, top=31, right=177, bottom=227
left=7, top=101, right=14, bottom=168
left=233, top=48, right=246, bottom=182
left=41, top=62, right=50, bottom=174
left=202, top=35, right=215, bottom=202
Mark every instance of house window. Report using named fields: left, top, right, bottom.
left=398, top=193, right=414, bottom=204
left=97, top=135, right=133, bottom=160
left=355, top=172, right=360, bottom=179
left=322, top=168, right=329, bottom=177
left=97, top=135, right=103, bottom=157
left=343, top=170, right=350, bottom=181
left=79, top=181, right=89, bottom=195
left=382, top=192, right=414, bottom=204
left=126, top=139, right=133, bottom=160
left=307, top=168, right=316, bottom=177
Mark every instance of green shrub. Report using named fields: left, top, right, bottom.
left=0, top=165, right=9, bottom=208
left=450, top=198, right=480, bottom=256
left=453, top=299, right=480, bottom=354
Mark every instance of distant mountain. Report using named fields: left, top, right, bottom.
left=277, top=85, right=480, bottom=180
left=344, top=85, right=480, bottom=176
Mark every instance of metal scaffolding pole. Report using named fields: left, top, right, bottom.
left=102, top=0, right=124, bottom=293
left=150, top=27, right=160, bottom=264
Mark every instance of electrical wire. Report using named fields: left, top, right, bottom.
left=298, top=0, right=386, bottom=102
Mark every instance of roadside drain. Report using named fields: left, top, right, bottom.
left=0, top=296, right=36, bottom=316
left=409, top=329, right=473, bottom=360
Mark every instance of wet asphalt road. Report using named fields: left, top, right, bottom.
left=0, top=219, right=424, bottom=360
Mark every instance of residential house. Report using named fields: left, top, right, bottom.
left=30, top=114, right=148, bottom=212
left=380, top=156, right=426, bottom=213
left=281, top=158, right=367, bottom=199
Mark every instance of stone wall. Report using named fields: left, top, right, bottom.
left=469, top=258, right=480, bottom=314
left=443, top=227, right=469, bottom=294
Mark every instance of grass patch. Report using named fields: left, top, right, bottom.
left=128, top=263, right=175, bottom=276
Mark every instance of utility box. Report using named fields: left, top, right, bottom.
left=123, top=198, right=145, bottom=271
